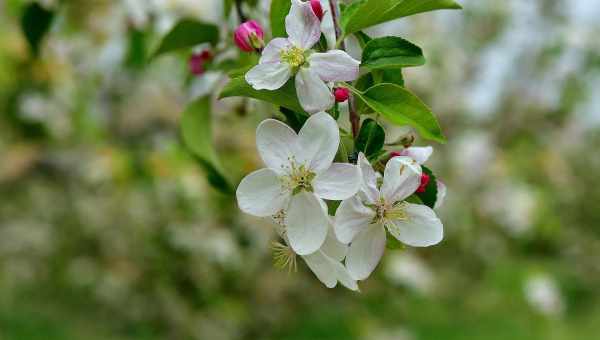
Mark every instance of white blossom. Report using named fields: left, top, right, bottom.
left=334, top=153, right=443, bottom=280
left=245, top=0, right=359, bottom=113
left=236, top=112, right=360, bottom=255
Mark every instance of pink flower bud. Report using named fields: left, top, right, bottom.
left=416, top=173, right=430, bottom=193
left=334, top=87, right=350, bottom=102
left=188, top=53, right=205, bottom=75
left=310, top=0, right=324, bottom=21
left=234, top=20, right=264, bottom=52
left=388, top=151, right=403, bottom=159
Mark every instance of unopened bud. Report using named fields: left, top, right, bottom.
left=416, top=173, right=430, bottom=193
left=310, top=0, right=324, bottom=21
left=188, top=53, right=205, bottom=75
left=334, top=87, right=350, bottom=102
left=234, top=20, right=264, bottom=52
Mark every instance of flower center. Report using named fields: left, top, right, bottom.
left=371, top=199, right=409, bottom=224
left=281, top=159, right=316, bottom=194
left=280, top=46, right=306, bottom=68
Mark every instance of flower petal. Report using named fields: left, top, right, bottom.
left=334, top=196, right=375, bottom=244
left=236, top=168, right=288, bottom=217
left=308, top=50, right=360, bottom=82
left=321, top=225, right=347, bottom=261
left=381, top=156, right=421, bottom=203
left=399, top=146, right=433, bottom=165
left=313, top=163, right=361, bottom=200
left=295, top=67, right=335, bottom=114
left=319, top=0, right=337, bottom=50
left=245, top=62, right=291, bottom=90
left=387, top=203, right=443, bottom=247
left=285, top=191, right=329, bottom=255
left=303, top=250, right=358, bottom=290
left=260, top=38, right=291, bottom=63
left=358, top=152, right=379, bottom=204
left=297, top=111, right=338, bottom=173
left=256, top=119, right=298, bottom=173
left=434, top=181, right=447, bottom=209
left=285, top=0, right=321, bottom=49
left=346, top=223, right=386, bottom=280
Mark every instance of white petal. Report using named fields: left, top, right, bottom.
left=434, top=181, right=447, bottom=209
left=260, top=38, right=291, bottom=63
left=308, top=50, right=360, bottom=82
left=245, top=62, right=291, bottom=90
left=357, top=152, right=379, bottom=204
left=313, top=163, right=361, bottom=200
left=381, top=156, right=421, bottom=203
left=387, top=203, right=443, bottom=247
left=303, top=250, right=359, bottom=291
left=321, top=226, right=347, bottom=261
left=319, top=0, right=337, bottom=50
left=236, top=168, right=288, bottom=217
left=297, top=111, right=338, bottom=173
left=285, top=0, right=321, bottom=49
left=285, top=191, right=329, bottom=255
left=256, top=119, right=298, bottom=173
left=345, top=223, right=386, bottom=280
left=400, top=146, right=433, bottom=165
left=334, top=196, right=375, bottom=244
left=302, top=251, right=337, bottom=288
left=295, top=67, right=335, bottom=114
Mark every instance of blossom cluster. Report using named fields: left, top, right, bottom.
left=233, top=0, right=447, bottom=290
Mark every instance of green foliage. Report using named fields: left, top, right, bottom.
left=21, top=2, right=54, bottom=57
left=280, top=107, right=309, bottom=133
left=350, top=84, right=446, bottom=143
left=342, top=0, right=462, bottom=35
left=355, top=118, right=385, bottom=160
left=180, top=97, right=232, bottom=194
left=386, top=232, right=406, bottom=249
left=219, top=76, right=307, bottom=114
left=417, top=165, right=438, bottom=208
left=152, top=19, right=219, bottom=59
left=362, top=36, right=425, bottom=69
left=270, top=0, right=292, bottom=38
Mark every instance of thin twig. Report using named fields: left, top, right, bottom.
left=329, top=0, right=360, bottom=138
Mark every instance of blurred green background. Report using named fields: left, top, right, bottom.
left=1, top=0, right=599, bottom=339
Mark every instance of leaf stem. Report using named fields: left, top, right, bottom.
left=235, top=0, right=247, bottom=22
left=329, top=0, right=360, bottom=138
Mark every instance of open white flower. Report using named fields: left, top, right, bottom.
left=245, top=0, right=360, bottom=113
left=270, top=205, right=358, bottom=291
left=334, top=153, right=444, bottom=281
left=236, top=112, right=361, bottom=255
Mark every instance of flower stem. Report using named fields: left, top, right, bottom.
left=235, top=0, right=247, bottom=22
left=329, top=0, right=360, bottom=138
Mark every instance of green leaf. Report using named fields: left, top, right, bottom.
left=180, top=97, right=232, bottom=194
left=342, top=0, right=462, bottom=35
left=21, top=2, right=54, bottom=57
left=354, top=31, right=372, bottom=48
left=270, top=0, right=292, bottom=38
left=355, top=118, right=385, bottom=160
left=219, top=75, right=307, bottom=114
left=350, top=83, right=445, bottom=143
left=355, top=70, right=405, bottom=114
left=152, top=19, right=218, bottom=58
left=362, top=36, right=425, bottom=69
left=416, top=165, right=438, bottom=209
left=280, top=107, right=308, bottom=133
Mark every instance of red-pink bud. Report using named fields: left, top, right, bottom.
left=388, top=151, right=403, bottom=159
left=416, top=173, right=430, bottom=193
left=188, top=53, right=205, bottom=75
left=310, top=0, right=324, bottom=21
left=234, top=20, right=264, bottom=52
left=199, top=50, right=213, bottom=61
left=334, top=87, right=350, bottom=102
